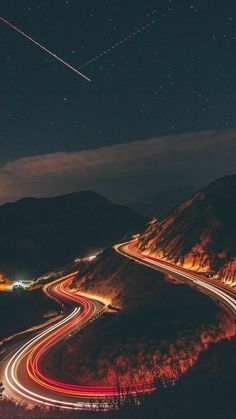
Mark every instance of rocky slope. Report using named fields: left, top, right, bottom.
left=136, top=175, right=236, bottom=284
left=0, top=191, right=146, bottom=279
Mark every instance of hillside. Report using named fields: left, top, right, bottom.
left=0, top=191, right=146, bottom=279
left=43, top=249, right=234, bottom=389
left=136, top=175, right=236, bottom=284
left=42, top=176, right=236, bottom=389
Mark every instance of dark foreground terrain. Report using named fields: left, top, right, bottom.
left=1, top=336, right=235, bottom=419
left=0, top=289, right=59, bottom=341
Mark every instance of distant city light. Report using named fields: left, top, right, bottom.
left=74, top=254, right=97, bottom=263
left=12, top=280, right=29, bottom=289
left=74, top=250, right=103, bottom=264
left=87, top=255, right=96, bottom=261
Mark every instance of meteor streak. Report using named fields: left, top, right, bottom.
left=79, top=20, right=156, bottom=69
left=0, top=16, right=91, bottom=82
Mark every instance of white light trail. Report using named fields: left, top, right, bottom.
left=4, top=307, right=102, bottom=410
left=5, top=308, right=82, bottom=408
left=115, top=241, right=236, bottom=315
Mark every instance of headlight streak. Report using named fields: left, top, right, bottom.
left=4, top=242, right=236, bottom=411
left=5, top=308, right=88, bottom=410
left=115, top=241, right=236, bottom=315
left=27, top=278, right=152, bottom=395
left=3, top=272, right=154, bottom=411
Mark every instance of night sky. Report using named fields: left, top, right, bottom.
left=0, top=0, right=235, bottom=203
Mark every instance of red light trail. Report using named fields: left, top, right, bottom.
left=115, top=240, right=236, bottom=314
left=0, top=16, right=91, bottom=82
left=2, top=273, right=153, bottom=410
left=2, top=242, right=236, bottom=411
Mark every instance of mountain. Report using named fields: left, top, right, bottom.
left=130, top=187, right=199, bottom=217
left=136, top=175, right=236, bottom=284
left=0, top=191, right=146, bottom=279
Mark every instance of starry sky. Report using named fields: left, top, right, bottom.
left=0, top=0, right=235, bottom=203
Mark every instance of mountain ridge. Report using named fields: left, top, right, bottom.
left=0, top=190, right=146, bottom=279
left=136, top=175, right=236, bottom=284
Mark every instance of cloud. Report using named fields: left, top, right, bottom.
left=0, top=129, right=236, bottom=204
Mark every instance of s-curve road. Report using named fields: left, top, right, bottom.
left=114, top=240, right=236, bottom=317
left=1, top=272, right=153, bottom=411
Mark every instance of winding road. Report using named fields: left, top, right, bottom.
left=0, top=269, right=152, bottom=411
left=115, top=240, right=236, bottom=316
left=1, top=239, right=236, bottom=411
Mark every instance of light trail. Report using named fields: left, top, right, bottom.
left=79, top=20, right=156, bottom=69
left=0, top=16, right=91, bottom=82
left=2, top=272, right=153, bottom=411
left=4, top=239, right=235, bottom=411
left=114, top=241, right=236, bottom=315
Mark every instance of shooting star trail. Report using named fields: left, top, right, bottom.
left=79, top=20, right=156, bottom=69
left=0, top=16, right=91, bottom=82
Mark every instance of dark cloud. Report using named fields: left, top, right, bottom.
left=0, top=130, right=235, bottom=204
